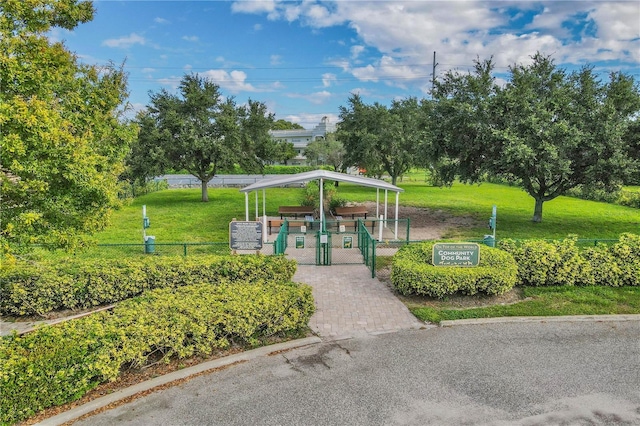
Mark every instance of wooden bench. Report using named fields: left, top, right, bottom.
left=335, top=206, right=368, bottom=219
left=333, top=218, right=375, bottom=233
left=278, top=206, right=315, bottom=219
left=268, top=218, right=315, bottom=234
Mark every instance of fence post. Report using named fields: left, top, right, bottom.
left=183, top=244, right=187, bottom=256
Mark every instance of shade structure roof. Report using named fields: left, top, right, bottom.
left=239, top=170, right=404, bottom=193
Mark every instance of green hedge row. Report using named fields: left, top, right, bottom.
left=391, top=243, right=518, bottom=298
left=0, top=279, right=315, bottom=425
left=499, top=233, right=640, bottom=287
left=0, top=255, right=297, bottom=316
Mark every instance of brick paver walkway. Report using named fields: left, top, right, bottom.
left=293, top=264, right=425, bottom=340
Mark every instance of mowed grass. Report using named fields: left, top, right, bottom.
left=98, top=187, right=306, bottom=243
left=335, top=181, right=640, bottom=240
left=410, top=286, right=640, bottom=324
left=94, top=179, right=639, bottom=243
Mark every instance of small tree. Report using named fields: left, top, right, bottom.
left=304, top=133, right=346, bottom=172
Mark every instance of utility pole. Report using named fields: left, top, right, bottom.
left=431, top=51, right=438, bottom=97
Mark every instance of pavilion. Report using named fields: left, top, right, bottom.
left=240, top=170, right=404, bottom=241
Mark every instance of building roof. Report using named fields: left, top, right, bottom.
left=240, top=170, right=404, bottom=193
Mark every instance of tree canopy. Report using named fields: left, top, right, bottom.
left=433, top=53, right=640, bottom=222
left=303, top=132, right=346, bottom=172
left=0, top=0, right=137, bottom=256
left=338, top=95, right=429, bottom=185
left=132, top=74, right=277, bottom=201
left=272, top=119, right=304, bottom=130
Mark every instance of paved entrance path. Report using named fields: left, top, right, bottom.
left=293, top=264, right=425, bottom=340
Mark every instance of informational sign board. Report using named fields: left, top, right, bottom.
left=295, top=236, right=305, bottom=249
left=229, top=221, right=263, bottom=250
left=432, top=243, right=480, bottom=267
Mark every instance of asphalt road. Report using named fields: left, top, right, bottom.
left=75, top=321, right=640, bottom=426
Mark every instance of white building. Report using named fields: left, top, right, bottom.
left=269, top=117, right=336, bottom=165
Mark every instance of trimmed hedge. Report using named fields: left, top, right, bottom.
left=499, top=233, right=640, bottom=287
left=0, top=255, right=297, bottom=316
left=391, top=242, right=518, bottom=298
left=0, top=279, right=314, bottom=425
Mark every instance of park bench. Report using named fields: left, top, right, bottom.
left=268, top=217, right=315, bottom=234
left=278, top=206, right=315, bottom=219
left=335, top=206, right=368, bottom=219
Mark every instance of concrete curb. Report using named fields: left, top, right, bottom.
left=439, top=314, right=640, bottom=327
left=35, top=336, right=322, bottom=426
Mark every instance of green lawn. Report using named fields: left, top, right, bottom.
left=93, top=178, right=639, bottom=243
left=410, top=286, right=640, bottom=324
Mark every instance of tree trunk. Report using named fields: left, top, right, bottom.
left=532, top=197, right=543, bottom=222
left=391, top=175, right=397, bottom=185
left=201, top=179, right=209, bottom=202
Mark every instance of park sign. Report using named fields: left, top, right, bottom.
left=229, top=221, right=263, bottom=251
left=432, top=243, right=480, bottom=267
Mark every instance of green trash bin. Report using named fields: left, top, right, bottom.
left=144, top=235, right=155, bottom=254
left=483, top=235, right=495, bottom=248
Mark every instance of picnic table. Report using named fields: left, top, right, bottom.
left=335, top=206, right=368, bottom=219
left=278, top=206, right=315, bottom=219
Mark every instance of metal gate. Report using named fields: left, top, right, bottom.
left=273, top=218, right=408, bottom=272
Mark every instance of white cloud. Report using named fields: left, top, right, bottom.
left=350, top=45, right=365, bottom=59
left=201, top=69, right=258, bottom=93
left=287, top=90, right=332, bottom=105
left=154, top=17, right=170, bottom=24
left=233, top=1, right=638, bottom=91
left=322, top=73, right=337, bottom=87
left=102, top=33, right=146, bottom=48
left=283, top=113, right=339, bottom=129
left=142, top=67, right=155, bottom=74
left=231, top=0, right=277, bottom=15
left=182, top=35, right=199, bottom=42
left=183, top=64, right=193, bottom=71
left=157, top=76, right=182, bottom=90
left=270, top=54, right=282, bottom=65
left=254, top=23, right=263, bottom=31
left=588, top=2, right=640, bottom=40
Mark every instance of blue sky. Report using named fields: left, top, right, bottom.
left=52, top=1, right=639, bottom=128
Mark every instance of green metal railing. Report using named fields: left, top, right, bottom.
left=274, top=220, right=289, bottom=255
left=358, top=219, right=377, bottom=278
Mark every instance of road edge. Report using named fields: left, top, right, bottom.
left=34, top=336, right=322, bottom=426
left=439, top=314, right=640, bottom=327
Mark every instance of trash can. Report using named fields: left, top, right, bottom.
left=144, top=235, right=155, bottom=254
left=483, top=235, right=495, bottom=248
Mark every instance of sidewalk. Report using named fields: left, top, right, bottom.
left=294, top=264, right=426, bottom=339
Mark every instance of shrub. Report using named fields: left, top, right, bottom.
left=0, top=255, right=297, bottom=316
left=498, top=236, right=591, bottom=287
left=0, top=279, right=314, bottom=425
left=499, top=233, right=640, bottom=287
left=391, top=242, right=518, bottom=298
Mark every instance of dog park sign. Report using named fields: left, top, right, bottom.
left=432, top=243, right=480, bottom=267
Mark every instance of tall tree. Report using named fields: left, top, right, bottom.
left=433, top=53, right=640, bottom=222
left=338, top=94, right=425, bottom=185
left=138, top=74, right=275, bottom=201
left=0, top=0, right=136, bottom=255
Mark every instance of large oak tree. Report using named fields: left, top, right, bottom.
left=135, top=74, right=277, bottom=202
left=433, top=53, right=640, bottom=222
